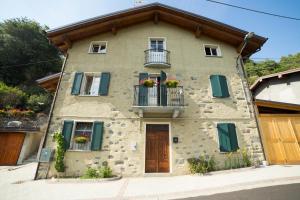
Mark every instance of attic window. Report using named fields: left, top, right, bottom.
left=204, top=45, right=221, bottom=57
left=89, top=41, right=107, bottom=54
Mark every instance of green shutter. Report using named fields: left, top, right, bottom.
left=217, top=123, right=239, bottom=152
left=99, top=72, right=110, bottom=96
left=217, top=123, right=231, bottom=152
left=71, top=72, right=83, bottom=95
left=228, top=123, right=239, bottom=151
left=91, top=121, right=104, bottom=151
left=62, top=120, right=74, bottom=150
left=160, top=70, right=167, bottom=106
left=138, top=73, right=148, bottom=106
left=210, top=75, right=229, bottom=98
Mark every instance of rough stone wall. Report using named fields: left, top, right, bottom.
left=37, top=21, right=263, bottom=178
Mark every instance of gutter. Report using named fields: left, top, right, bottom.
left=34, top=54, right=68, bottom=180
left=235, top=36, right=267, bottom=162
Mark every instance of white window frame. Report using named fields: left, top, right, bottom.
left=88, top=41, right=107, bottom=54
left=148, top=37, right=167, bottom=50
left=79, top=72, right=101, bottom=96
left=203, top=44, right=222, bottom=57
left=69, top=121, right=94, bottom=152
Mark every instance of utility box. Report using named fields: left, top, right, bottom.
left=39, top=148, right=53, bottom=163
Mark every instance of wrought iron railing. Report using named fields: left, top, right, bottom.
left=144, top=49, right=170, bottom=66
left=133, top=85, right=184, bottom=107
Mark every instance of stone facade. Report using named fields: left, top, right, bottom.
left=37, top=21, right=264, bottom=178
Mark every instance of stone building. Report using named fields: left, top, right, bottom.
left=36, top=3, right=267, bottom=178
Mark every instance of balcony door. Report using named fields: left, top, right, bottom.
left=149, top=38, right=166, bottom=63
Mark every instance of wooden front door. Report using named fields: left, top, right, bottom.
left=259, top=115, right=300, bottom=164
left=145, top=124, right=169, bottom=173
left=0, top=132, right=25, bottom=165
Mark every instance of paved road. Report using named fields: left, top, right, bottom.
left=181, top=183, right=300, bottom=200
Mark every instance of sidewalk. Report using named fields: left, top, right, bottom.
left=0, top=164, right=300, bottom=200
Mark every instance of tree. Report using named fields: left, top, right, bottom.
left=245, top=52, right=300, bottom=85
left=0, top=18, right=62, bottom=86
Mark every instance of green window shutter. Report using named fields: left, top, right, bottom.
left=62, top=120, right=74, bottom=150
left=91, top=121, right=104, bottom=151
left=99, top=72, right=111, bottom=96
left=228, top=123, right=239, bottom=151
left=160, top=70, right=167, bottom=106
left=217, top=123, right=231, bottom=152
left=71, top=72, right=83, bottom=95
left=138, top=73, right=148, bottom=106
left=210, top=75, right=230, bottom=98
left=217, top=123, right=239, bottom=152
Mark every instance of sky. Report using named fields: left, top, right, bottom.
left=1, top=0, right=299, bottom=61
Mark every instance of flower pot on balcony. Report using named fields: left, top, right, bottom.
left=165, top=80, right=179, bottom=88
left=141, top=79, right=155, bottom=87
left=74, top=136, right=88, bottom=144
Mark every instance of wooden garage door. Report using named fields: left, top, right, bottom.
left=259, top=114, right=300, bottom=164
left=0, top=132, right=25, bottom=165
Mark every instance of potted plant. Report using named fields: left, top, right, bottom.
left=140, top=79, right=155, bottom=87
left=74, top=136, right=88, bottom=144
left=165, top=79, right=179, bottom=88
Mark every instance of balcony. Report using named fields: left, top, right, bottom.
left=144, top=49, right=170, bottom=68
left=133, top=85, right=184, bottom=118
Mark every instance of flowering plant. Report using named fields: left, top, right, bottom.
left=74, top=136, right=88, bottom=144
left=165, top=77, right=179, bottom=88
left=140, top=79, right=155, bottom=87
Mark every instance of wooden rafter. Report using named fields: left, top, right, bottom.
left=154, top=12, right=159, bottom=24
left=195, top=24, right=202, bottom=38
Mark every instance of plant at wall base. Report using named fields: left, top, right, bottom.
left=81, top=165, right=114, bottom=179
left=241, top=148, right=252, bottom=167
left=99, top=166, right=113, bottom=178
left=187, top=155, right=217, bottom=174
left=53, top=130, right=65, bottom=172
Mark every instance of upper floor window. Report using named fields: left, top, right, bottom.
left=150, top=38, right=165, bottom=52
left=80, top=73, right=101, bottom=96
left=204, top=45, right=221, bottom=57
left=89, top=41, right=107, bottom=54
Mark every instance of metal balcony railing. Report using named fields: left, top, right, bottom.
left=133, top=85, right=184, bottom=107
left=144, top=49, right=170, bottom=67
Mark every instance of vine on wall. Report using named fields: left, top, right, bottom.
left=53, top=130, right=65, bottom=172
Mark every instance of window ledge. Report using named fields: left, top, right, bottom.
left=66, top=150, right=92, bottom=152
left=205, top=55, right=223, bottom=58
left=78, top=95, right=99, bottom=97
left=88, top=52, right=106, bottom=54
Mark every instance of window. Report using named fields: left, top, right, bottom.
left=89, top=41, right=107, bottom=54
left=210, top=75, right=230, bottom=98
left=71, top=122, right=93, bottom=151
left=217, top=123, right=239, bottom=152
left=80, top=73, right=101, bottom=96
left=204, top=45, right=221, bottom=56
left=150, top=38, right=165, bottom=52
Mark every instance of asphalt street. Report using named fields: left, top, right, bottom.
left=181, top=183, right=300, bottom=200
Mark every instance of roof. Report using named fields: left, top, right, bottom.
left=47, top=2, right=267, bottom=56
left=250, top=68, right=300, bottom=91
left=36, top=72, right=61, bottom=92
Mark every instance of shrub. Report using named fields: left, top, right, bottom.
left=241, top=148, right=252, bottom=167
left=81, top=165, right=113, bottom=179
left=83, top=167, right=99, bottom=179
left=187, top=155, right=217, bottom=174
left=0, top=82, right=27, bottom=109
left=27, top=93, right=52, bottom=112
left=99, top=166, right=113, bottom=178
left=53, top=130, right=65, bottom=172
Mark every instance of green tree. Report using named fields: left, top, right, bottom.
left=0, top=18, right=62, bottom=86
left=245, top=52, right=300, bottom=85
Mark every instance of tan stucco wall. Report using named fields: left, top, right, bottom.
left=38, top=21, right=263, bottom=178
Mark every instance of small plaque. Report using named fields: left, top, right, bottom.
left=39, top=148, right=53, bottom=163
left=173, top=137, right=179, bottom=143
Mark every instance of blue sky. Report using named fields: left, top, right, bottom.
left=1, top=0, right=299, bottom=61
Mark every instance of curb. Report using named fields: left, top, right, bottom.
left=46, top=175, right=122, bottom=184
